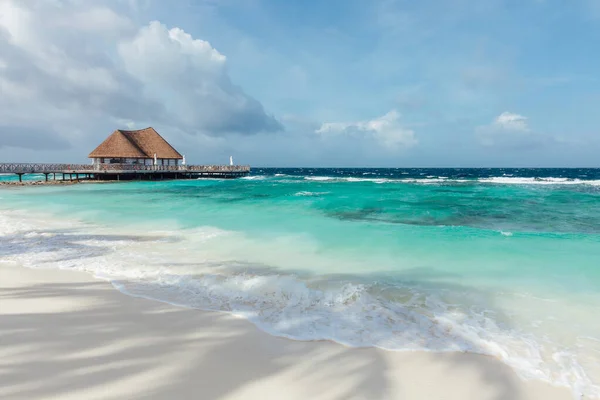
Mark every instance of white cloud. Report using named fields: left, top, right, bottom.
left=475, top=111, right=542, bottom=148
left=316, top=110, right=417, bottom=149
left=119, top=21, right=226, bottom=81
left=494, top=112, right=529, bottom=131
left=118, top=21, right=281, bottom=134
left=0, top=0, right=280, bottom=153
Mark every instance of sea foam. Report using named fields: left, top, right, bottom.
left=1, top=208, right=598, bottom=399
left=296, top=175, right=600, bottom=187
left=294, top=191, right=329, bottom=197
left=479, top=177, right=600, bottom=186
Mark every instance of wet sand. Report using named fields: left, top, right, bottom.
left=0, top=264, right=572, bottom=400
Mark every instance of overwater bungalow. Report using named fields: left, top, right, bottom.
left=89, top=127, right=184, bottom=167
left=0, top=127, right=250, bottom=182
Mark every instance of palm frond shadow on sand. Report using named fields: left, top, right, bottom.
left=0, top=272, right=536, bottom=400
left=0, top=227, right=538, bottom=400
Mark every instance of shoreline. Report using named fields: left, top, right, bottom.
left=0, top=264, right=573, bottom=400
left=0, top=180, right=82, bottom=186
left=0, top=180, right=107, bottom=186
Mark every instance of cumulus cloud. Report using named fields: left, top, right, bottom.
left=0, top=0, right=281, bottom=153
left=315, top=110, right=417, bottom=149
left=493, top=112, right=529, bottom=131
left=475, top=112, right=543, bottom=148
left=119, top=21, right=282, bottom=134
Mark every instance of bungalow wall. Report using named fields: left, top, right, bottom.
left=92, top=158, right=182, bottom=166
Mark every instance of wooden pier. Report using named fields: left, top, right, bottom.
left=0, top=163, right=250, bottom=182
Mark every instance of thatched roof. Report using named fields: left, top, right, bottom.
left=88, top=128, right=183, bottom=159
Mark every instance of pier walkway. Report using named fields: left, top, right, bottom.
left=0, top=163, right=250, bottom=182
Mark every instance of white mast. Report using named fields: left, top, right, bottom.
left=229, top=156, right=234, bottom=166
left=182, top=155, right=186, bottom=166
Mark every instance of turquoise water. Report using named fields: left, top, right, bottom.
left=1, top=168, right=599, bottom=398
left=0, top=173, right=48, bottom=182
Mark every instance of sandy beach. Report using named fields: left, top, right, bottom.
left=0, top=264, right=571, bottom=400
left=2, top=0, right=599, bottom=397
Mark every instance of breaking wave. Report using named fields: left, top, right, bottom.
left=294, top=191, right=330, bottom=197
left=298, top=175, right=600, bottom=186
left=0, top=208, right=597, bottom=399
left=479, top=177, right=600, bottom=186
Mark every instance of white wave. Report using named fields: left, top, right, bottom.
left=304, top=176, right=335, bottom=181
left=501, top=231, right=513, bottom=237
left=241, top=175, right=268, bottom=180
left=345, top=177, right=391, bottom=184
left=303, top=176, right=466, bottom=184
left=294, top=191, right=329, bottom=197
left=397, top=178, right=466, bottom=184
left=1, top=208, right=598, bottom=399
left=112, top=269, right=599, bottom=400
left=293, top=175, right=600, bottom=187
left=303, top=176, right=417, bottom=184
left=479, top=177, right=600, bottom=186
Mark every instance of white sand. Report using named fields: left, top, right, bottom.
left=0, top=264, right=572, bottom=400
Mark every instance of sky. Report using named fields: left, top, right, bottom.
left=1, top=0, right=599, bottom=167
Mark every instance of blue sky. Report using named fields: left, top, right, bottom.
left=0, top=0, right=599, bottom=166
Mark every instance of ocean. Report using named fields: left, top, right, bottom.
left=1, top=168, right=599, bottom=398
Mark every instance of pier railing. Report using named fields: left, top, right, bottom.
left=0, top=163, right=251, bottom=174
left=0, top=163, right=91, bottom=173
left=91, top=164, right=250, bottom=172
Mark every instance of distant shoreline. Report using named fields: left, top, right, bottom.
left=0, top=180, right=109, bottom=187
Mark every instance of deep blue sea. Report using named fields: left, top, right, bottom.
left=1, top=168, right=599, bottom=398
